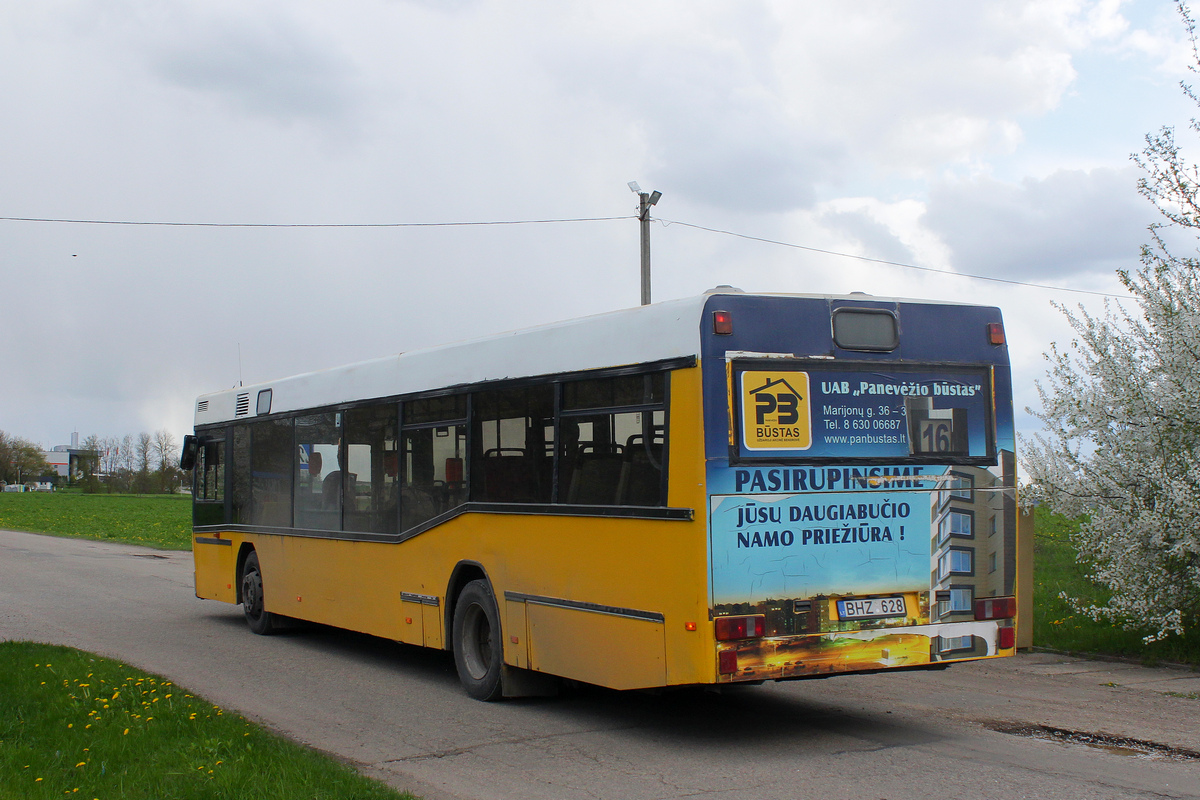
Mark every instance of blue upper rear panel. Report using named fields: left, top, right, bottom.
left=698, top=294, right=1013, bottom=463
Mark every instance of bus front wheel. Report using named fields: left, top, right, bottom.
left=452, top=580, right=503, bottom=700
left=241, top=551, right=278, bottom=635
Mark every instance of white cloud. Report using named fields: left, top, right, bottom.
left=921, top=167, right=1153, bottom=279
left=813, top=197, right=953, bottom=272
left=148, top=9, right=361, bottom=124
left=765, top=2, right=1090, bottom=175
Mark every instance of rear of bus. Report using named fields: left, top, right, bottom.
left=700, top=293, right=1017, bottom=682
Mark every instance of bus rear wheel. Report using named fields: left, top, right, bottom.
left=241, top=551, right=278, bottom=635
left=452, top=579, right=503, bottom=700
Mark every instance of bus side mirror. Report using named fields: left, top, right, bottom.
left=180, top=435, right=198, bottom=471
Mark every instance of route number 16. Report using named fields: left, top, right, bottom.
left=917, top=419, right=953, bottom=453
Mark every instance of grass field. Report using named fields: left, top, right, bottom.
left=1032, top=506, right=1200, bottom=666
left=0, top=492, right=192, bottom=550
left=0, top=641, right=413, bottom=800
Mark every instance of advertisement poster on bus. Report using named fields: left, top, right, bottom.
left=708, top=489, right=932, bottom=604
left=735, top=365, right=995, bottom=461
left=707, top=361, right=1010, bottom=624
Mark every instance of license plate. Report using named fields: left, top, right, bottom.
left=836, top=596, right=906, bottom=620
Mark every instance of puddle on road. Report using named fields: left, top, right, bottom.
left=986, top=722, right=1200, bottom=762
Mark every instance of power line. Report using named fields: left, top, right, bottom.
left=0, top=214, right=638, bottom=226
left=657, top=218, right=1129, bottom=300
left=0, top=215, right=634, bottom=228
left=0, top=211, right=1132, bottom=299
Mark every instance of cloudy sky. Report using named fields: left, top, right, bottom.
left=2, top=0, right=1196, bottom=454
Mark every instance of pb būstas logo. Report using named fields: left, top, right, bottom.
left=740, top=371, right=812, bottom=451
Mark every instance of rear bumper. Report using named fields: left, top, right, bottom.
left=716, top=620, right=1012, bottom=682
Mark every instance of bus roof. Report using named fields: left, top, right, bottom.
left=192, top=290, right=993, bottom=426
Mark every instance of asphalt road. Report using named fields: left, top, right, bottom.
left=3, top=528, right=1200, bottom=800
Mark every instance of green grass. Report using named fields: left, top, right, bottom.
left=0, top=493, right=192, bottom=550
left=0, top=641, right=414, bottom=800
left=1033, top=506, right=1200, bottom=666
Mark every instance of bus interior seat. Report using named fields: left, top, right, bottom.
left=400, top=485, right=439, bottom=529
left=616, top=431, right=664, bottom=506
left=444, top=457, right=464, bottom=486
left=479, top=448, right=540, bottom=503
left=566, top=444, right=625, bottom=504
left=322, top=470, right=357, bottom=509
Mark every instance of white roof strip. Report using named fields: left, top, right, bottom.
left=194, top=296, right=709, bottom=426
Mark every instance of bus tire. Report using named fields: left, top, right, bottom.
left=241, top=551, right=278, bottom=635
left=452, top=579, right=504, bottom=701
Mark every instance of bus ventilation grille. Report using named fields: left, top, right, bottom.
left=234, top=393, right=251, bottom=417
left=196, top=400, right=209, bottom=413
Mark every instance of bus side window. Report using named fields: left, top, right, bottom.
left=344, top=403, right=399, bottom=535
left=471, top=386, right=554, bottom=504
left=560, top=373, right=667, bottom=507
left=194, top=435, right=225, bottom=526
left=199, top=438, right=224, bottom=501
left=401, top=395, right=468, bottom=532
left=250, top=418, right=294, bottom=528
left=559, top=416, right=625, bottom=504
left=231, top=426, right=251, bottom=524
left=294, top=413, right=341, bottom=531
left=616, top=413, right=666, bottom=506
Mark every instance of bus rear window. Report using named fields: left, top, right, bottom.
left=832, top=309, right=898, bottom=351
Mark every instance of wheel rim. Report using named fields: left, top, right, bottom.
left=243, top=568, right=263, bottom=619
left=461, top=603, right=493, bottom=680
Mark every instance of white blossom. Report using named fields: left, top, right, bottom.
left=1023, top=252, right=1200, bottom=641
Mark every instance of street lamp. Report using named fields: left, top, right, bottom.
left=628, top=182, right=661, bottom=306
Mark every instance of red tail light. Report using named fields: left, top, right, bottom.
left=987, top=322, right=1006, bottom=345
left=998, top=626, right=1015, bottom=650
left=714, top=615, right=765, bottom=641
left=713, top=310, right=733, bottom=335
left=718, top=649, right=738, bottom=674
left=975, top=596, right=1016, bottom=621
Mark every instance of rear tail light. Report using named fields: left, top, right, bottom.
left=713, top=310, right=733, bottom=335
left=987, top=322, right=1006, bottom=345
left=975, top=596, right=1016, bottom=621
left=714, top=615, right=765, bottom=641
left=718, top=649, right=738, bottom=674
left=998, top=626, right=1016, bottom=650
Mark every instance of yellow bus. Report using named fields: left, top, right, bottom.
left=184, top=289, right=1018, bottom=699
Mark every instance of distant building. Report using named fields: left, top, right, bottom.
left=42, top=432, right=90, bottom=484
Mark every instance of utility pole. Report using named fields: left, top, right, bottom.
left=628, top=182, right=661, bottom=305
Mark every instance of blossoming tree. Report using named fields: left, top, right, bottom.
left=1022, top=2, right=1200, bottom=642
